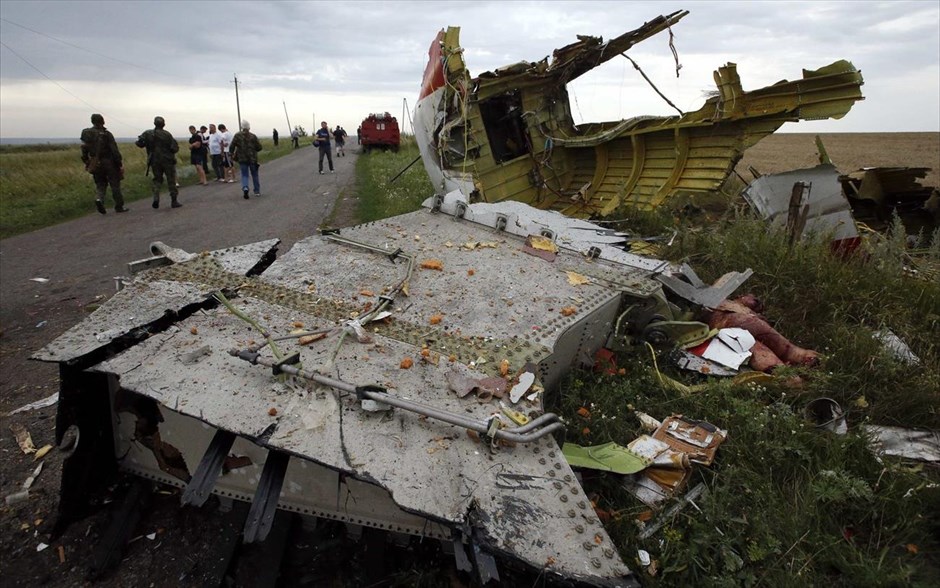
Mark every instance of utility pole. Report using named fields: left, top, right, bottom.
left=403, top=97, right=415, bottom=136
left=283, top=101, right=292, bottom=133
left=232, top=73, right=242, bottom=126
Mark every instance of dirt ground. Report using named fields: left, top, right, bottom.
left=1, top=133, right=938, bottom=586
left=738, top=132, right=940, bottom=187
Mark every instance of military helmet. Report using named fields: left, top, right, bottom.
left=154, top=116, right=166, bottom=128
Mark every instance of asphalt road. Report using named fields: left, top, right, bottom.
left=0, top=144, right=360, bottom=585
left=1, top=144, right=357, bottom=407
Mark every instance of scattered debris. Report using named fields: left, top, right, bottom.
left=652, top=416, right=726, bottom=466
left=804, top=398, right=848, bottom=435
left=30, top=277, right=49, bottom=283
left=863, top=425, right=940, bottom=462
left=873, top=329, right=920, bottom=365
left=562, top=442, right=650, bottom=475
left=508, top=372, right=535, bottom=403
left=179, top=345, right=212, bottom=365
left=37, top=543, right=49, bottom=553
left=10, top=423, right=36, bottom=454
left=34, top=444, right=53, bottom=460
left=6, top=392, right=59, bottom=416
left=693, top=328, right=755, bottom=370
left=743, top=164, right=860, bottom=250
left=638, top=483, right=708, bottom=539
left=671, top=349, right=739, bottom=377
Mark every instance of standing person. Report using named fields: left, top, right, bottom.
left=332, top=125, right=346, bottom=157
left=80, top=113, right=128, bottom=214
left=272, top=128, right=279, bottom=147
left=315, top=121, right=333, bottom=174
left=188, top=125, right=208, bottom=185
left=291, top=128, right=299, bottom=149
left=199, top=125, right=210, bottom=173
left=231, top=120, right=263, bottom=199
left=218, top=123, right=236, bottom=183
left=356, top=126, right=361, bottom=145
left=208, top=123, right=224, bottom=181
left=135, top=116, right=181, bottom=209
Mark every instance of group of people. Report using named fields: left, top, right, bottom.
left=80, top=114, right=264, bottom=213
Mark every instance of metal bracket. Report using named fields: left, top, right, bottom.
left=181, top=429, right=237, bottom=507
left=243, top=451, right=290, bottom=544
left=271, top=353, right=300, bottom=376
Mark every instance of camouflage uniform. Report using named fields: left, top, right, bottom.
left=136, top=117, right=181, bottom=208
left=81, top=115, right=126, bottom=213
left=231, top=124, right=263, bottom=198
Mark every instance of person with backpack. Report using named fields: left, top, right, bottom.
left=135, top=116, right=182, bottom=209
left=81, top=113, right=128, bottom=214
left=230, top=120, right=263, bottom=199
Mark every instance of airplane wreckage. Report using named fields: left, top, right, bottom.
left=36, top=11, right=867, bottom=588
left=414, top=10, right=865, bottom=217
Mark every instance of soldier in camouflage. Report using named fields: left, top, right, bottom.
left=231, top=120, right=263, bottom=199
left=80, top=113, right=127, bottom=214
left=136, top=116, right=182, bottom=209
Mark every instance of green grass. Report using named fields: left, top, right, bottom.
left=0, top=138, right=295, bottom=239
left=556, top=215, right=940, bottom=585
left=352, top=136, right=434, bottom=222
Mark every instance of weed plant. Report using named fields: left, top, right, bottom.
left=353, top=136, right=434, bottom=222
left=0, top=138, right=290, bottom=239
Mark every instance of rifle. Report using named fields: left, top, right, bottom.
left=136, top=130, right=154, bottom=177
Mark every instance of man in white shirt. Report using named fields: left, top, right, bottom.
left=207, top=124, right=225, bottom=182
left=218, top=123, right=236, bottom=183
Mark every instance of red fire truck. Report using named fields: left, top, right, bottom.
left=359, top=112, right=400, bottom=152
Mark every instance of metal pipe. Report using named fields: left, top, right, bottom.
left=232, top=350, right=562, bottom=443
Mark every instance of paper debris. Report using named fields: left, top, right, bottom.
left=566, top=271, right=590, bottom=286
left=30, top=278, right=49, bottom=283
left=6, top=393, right=59, bottom=416
left=701, top=328, right=755, bottom=369
left=509, top=372, right=536, bottom=403
left=10, top=423, right=36, bottom=454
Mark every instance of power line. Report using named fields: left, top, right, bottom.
left=0, top=16, right=180, bottom=79
left=0, top=40, right=138, bottom=132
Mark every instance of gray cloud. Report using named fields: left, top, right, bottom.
left=1, top=0, right=937, bottom=138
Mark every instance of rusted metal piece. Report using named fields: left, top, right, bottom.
left=414, top=12, right=864, bottom=217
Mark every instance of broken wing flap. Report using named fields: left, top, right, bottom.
left=709, top=60, right=864, bottom=123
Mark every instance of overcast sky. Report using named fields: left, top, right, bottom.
left=1, top=0, right=938, bottom=139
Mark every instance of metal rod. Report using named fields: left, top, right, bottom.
left=231, top=350, right=562, bottom=443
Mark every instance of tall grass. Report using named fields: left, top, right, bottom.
left=563, top=210, right=940, bottom=586
left=0, top=138, right=294, bottom=239
left=352, top=136, right=434, bottom=222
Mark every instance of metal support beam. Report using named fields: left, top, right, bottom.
left=181, top=429, right=237, bottom=507
left=243, top=451, right=290, bottom=544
